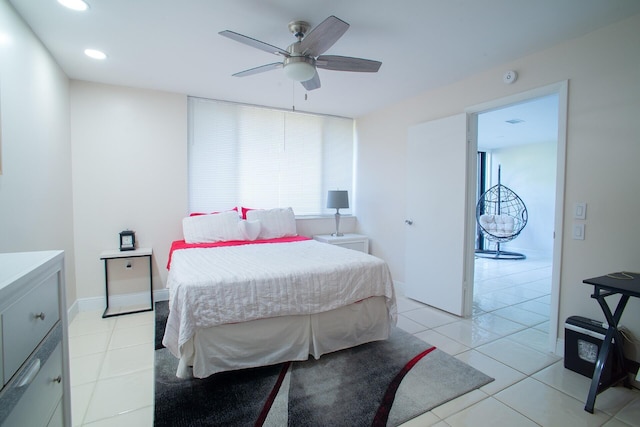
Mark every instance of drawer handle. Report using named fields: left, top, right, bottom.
left=16, top=358, right=41, bottom=388
left=34, top=312, right=46, bottom=320
left=52, top=375, right=62, bottom=384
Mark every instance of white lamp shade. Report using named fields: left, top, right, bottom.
left=284, top=60, right=316, bottom=82
left=327, top=190, right=349, bottom=209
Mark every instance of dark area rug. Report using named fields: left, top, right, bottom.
left=155, top=300, right=169, bottom=350
left=153, top=300, right=493, bottom=426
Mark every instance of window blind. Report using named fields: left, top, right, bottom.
left=188, top=97, right=354, bottom=216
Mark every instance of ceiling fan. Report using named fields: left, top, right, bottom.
left=219, top=15, right=382, bottom=91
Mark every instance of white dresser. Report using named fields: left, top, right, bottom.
left=313, top=233, right=369, bottom=253
left=0, top=251, right=70, bottom=427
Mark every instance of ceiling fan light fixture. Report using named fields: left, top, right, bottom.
left=283, top=57, right=316, bottom=82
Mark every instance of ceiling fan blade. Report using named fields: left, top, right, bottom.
left=233, top=62, right=283, bottom=77
left=299, top=16, right=349, bottom=57
left=316, top=55, right=382, bottom=72
left=219, top=30, right=290, bottom=57
left=301, top=70, right=321, bottom=91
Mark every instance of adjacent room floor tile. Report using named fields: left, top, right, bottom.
left=471, top=312, right=527, bottom=337
left=491, top=305, right=548, bottom=326
left=472, top=295, right=509, bottom=312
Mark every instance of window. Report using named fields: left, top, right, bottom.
left=188, top=97, right=354, bottom=216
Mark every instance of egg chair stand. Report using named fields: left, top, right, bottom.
left=475, top=166, right=528, bottom=260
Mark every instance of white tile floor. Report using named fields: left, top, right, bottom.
left=69, top=255, right=640, bottom=426
left=69, top=309, right=155, bottom=426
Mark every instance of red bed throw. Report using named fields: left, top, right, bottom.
left=166, top=235, right=312, bottom=269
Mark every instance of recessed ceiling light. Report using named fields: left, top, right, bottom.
left=84, top=49, right=106, bottom=60
left=505, top=119, right=525, bottom=124
left=58, top=0, right=89, bottom=11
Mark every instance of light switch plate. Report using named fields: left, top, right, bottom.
left=574, top=202, right=587, bottom=220
left=573, top=223, right=585, bottom=240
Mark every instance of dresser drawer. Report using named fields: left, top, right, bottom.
left=47, top=398, right=64, bottom=427
left=2, top=342, right=63, bottom=427
left=2, top=272, right=60, bottom=383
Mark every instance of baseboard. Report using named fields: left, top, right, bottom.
left=555, top=337, right=565, bottom=358
left=394, top=280, right=405, bottom=297
left=68, top=288, right=169, bottom=321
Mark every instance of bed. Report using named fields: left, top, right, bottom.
left=162, top=208, right=397, bottom=379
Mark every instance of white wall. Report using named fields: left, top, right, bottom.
left=0, top=0, right=76, bottom=305
left=355, top=14, right=640, bottom=340
left=70, top=81, right=187, bottom=300
left=488, top=141, right=557, bottom=255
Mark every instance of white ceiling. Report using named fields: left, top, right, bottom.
left=478, top=94, right=559, bottom=150
left=9, top=0, right=640, bottom=149
left=9, top=0, right=640, bottom=122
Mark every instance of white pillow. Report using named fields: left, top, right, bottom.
left=182, top=211, right=242, bottom=243
left=246, top=207, right=297, bottom=239
left=238, top=220, right=261, bottom=241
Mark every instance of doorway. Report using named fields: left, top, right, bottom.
left=466, top=82, right=568, bottom=352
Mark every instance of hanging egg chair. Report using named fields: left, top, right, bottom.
left=476, top=165, right=528, bottom=259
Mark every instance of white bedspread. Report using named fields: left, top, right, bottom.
left=163, top=239, right=396, bottom=358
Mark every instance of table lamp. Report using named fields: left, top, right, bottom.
left=327, top=190, right=349, bottom=236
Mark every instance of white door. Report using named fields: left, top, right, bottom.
left=405, top=113, right=474, bottom=316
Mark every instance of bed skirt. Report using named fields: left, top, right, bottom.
left=173, top=296, right=391, bottom=379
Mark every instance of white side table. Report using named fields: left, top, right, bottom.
left=99, top=247, right=153, bottom=318
left=313, top=233, right=369, bottom=253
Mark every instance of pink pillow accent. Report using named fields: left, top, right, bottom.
left=190, top=207, right=239, bottom=217
left=241, top=207, right=255, bottom=219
